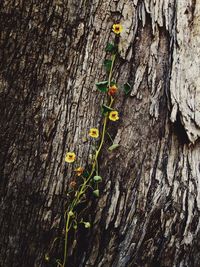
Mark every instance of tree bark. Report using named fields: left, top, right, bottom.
left=0, top=1, right=200, bottom=267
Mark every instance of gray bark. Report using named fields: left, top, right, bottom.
left=0, top=0, right=200, bottom=267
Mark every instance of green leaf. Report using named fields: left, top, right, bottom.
left=68, top=210, right=74, bottom=217
left=96, top=81, right=108, bottom=92
left=104, top=59, right=112, bottom=72
left=102, top=104, right=114, bottom=115
left=123, top=83, right=131, bottom=95
left=73, top=224, right=78, bottom=230
left=44, top=254, right=50, bottom=262
left=108, top=144, right=120, bottom=151
left=93, top=175, right=102, bottom=182
left=82, top=170, right=89, bottom=178
left=105, top=43, right=116, bottom=53
left=83, top=222, right=91, bottom=228
left=93, top=189, right=99, bottom=197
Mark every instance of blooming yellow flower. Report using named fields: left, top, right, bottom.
left=89, top=128, right=99, bottom=138
left=112, top=24, right=123, bottom=34
left=65, top=152, right=76, bottom=163
left=75, top=167, right=84, bottom=176
left=108, top=85, right=118, bottom=96
left=109, top=111, right=119, bottom=121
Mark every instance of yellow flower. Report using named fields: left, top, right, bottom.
left=75, top=167, right=84, bottom=176
left=65, top=152, right=76, bottom=163
left=89, top=128, right=99, bottom=138
left=109, top=111, right=119, bottom=121
left=112, top=24, right=123, bottom=34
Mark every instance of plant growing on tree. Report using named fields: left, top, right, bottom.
left=46, top=23, right=131, bottom=267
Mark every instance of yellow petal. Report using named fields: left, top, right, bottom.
left=65, top=152, right=76, bottom=163
left=109, top=111, right=119, bottom=121
left=89, top=128, right=99, bottom=138
left=112, top=24, right=123, bottom=34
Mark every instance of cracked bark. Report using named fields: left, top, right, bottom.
left=0, top=0, right=200, bottom=267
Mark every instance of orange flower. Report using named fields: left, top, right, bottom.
left=112, top=24, right=123, bottom=34
left=69, top=180, right=76, bottom=188
left=108, top=85, right=118, bottom=96
left=109, top=111, right=119, bottom=121
left=75, top=167, right=84, bottom=176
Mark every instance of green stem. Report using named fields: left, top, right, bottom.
left=108, top=54, right=116, bottom=87
left=61, top=52, right=116, bottom=266
left=95, top=156, right=99, bottom=175
left=68, top=96, right=114, bottom=214
left=62, top=212, right=71, bottom=267
left=106, top=131, right=114, bottom=144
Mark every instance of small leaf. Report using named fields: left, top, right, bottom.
left=104, top=59, right=112, bottom=72
left=123, top=83, right=131, bottom=95
left=73, top=224, right=78, bottom=230
left=82, top=170, right=89, bottom=178
left=108, top=144, right=120, bottom=151
left=105, top=43, right=116, bottom=53
left=93, top=189, right=99, bottom=197
left=96, top=81, right=108, bottom=92
left=45, top=254, right=50, bottom=262
left=83, top=222, right=91, bottom=228
left=68, top=210, right=74, bottom=217
left=102, top=104, right=114, bottom=115
left=93, top=175, right=102, bottom=182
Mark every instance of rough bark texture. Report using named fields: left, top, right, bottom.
left=0, top=0, right=200, bottom=267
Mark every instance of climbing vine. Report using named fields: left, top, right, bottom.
left=46, top=23, right=131, bottom=267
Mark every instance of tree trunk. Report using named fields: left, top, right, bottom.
left=0, top=0, right=200, bottom=267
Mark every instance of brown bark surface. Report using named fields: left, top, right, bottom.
left=0, top=1, right=200, bottom=267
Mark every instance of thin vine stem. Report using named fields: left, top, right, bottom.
left=107, top=131, right=114, bottom=143
left=46, top=22, right=125, bottom=267
left=62, top=211, right=71, bottom=267
left=69, top=97, right=114, bottom=208
left=61, top=51, right=116, bottom=267
left=108, top=54, right=116, bottom=86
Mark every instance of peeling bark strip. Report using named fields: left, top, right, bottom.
left=0, top=1, right=200, bottom=267
left=170, top=0, right=200, bottom=143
